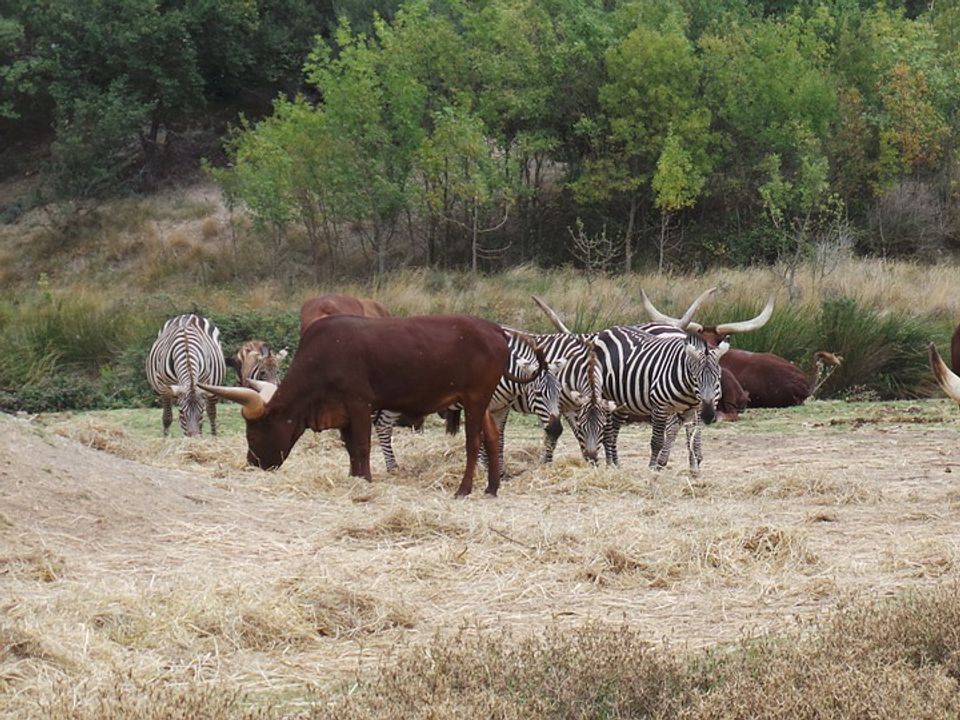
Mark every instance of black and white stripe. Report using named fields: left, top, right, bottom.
left=594, top=326, right=728, bottom=474
left=146, top=314, right=227, bottom=437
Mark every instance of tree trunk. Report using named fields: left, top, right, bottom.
left=624, top=193, right=638, bottom=273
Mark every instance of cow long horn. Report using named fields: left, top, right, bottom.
left=198, top=383, right=267, bottom=420
left=713, top=294, right=775, bottom=336
left=929, top=343, right=960, bottom=403
left=247, top=379, right=279, bottom=404
left=532, top=295, right=573, bottom=334
left=641, top=287, right=717, bottom=330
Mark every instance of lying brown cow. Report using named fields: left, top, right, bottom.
left=299, top=293, right=390, bottom=334
left=202, top=314, right=519, bottom=497
left=720, top=349, right=841, bottom=408
left=641, top=290, right=841, bottom=408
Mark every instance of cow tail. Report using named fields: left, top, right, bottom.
left=501, top=330, right=547, bottom=384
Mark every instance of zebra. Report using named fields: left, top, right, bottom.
left=373, top=331, right=552, bottom=476
left=594, top=325, right=728, bottom=474
left=227, top=340, right=288, bottom=388
left=145, top=314, right=227, bottom=437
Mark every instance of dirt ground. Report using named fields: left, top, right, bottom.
left=2, top=401, right=960, bottom=713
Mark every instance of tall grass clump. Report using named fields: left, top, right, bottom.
left=819, top=297, right=941, bottom=399
left=0, top=288, right=159, bottom=411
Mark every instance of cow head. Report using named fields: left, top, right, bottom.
left=930, top=342, right=960, bottom=404
left=170, top=384, right=206, bottom=437
left=717, top=367, right=750, bottom=421
left=199, top=380, right=304, bottom=469
left=682, top=336, right=729, bottom=424
left=641, top=289, right=774, bottom=346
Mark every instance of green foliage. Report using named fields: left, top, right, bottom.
left=48, top=81, right=154, bottom=200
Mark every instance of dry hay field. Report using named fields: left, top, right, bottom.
left=3, top=398, right=960, bottom=717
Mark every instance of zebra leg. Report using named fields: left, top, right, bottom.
left=374, top=410, right=400, bottom=472
left=543, top=412, right=574, bottom=464
left=492, top=409, right=510, bottom=480
left=603, top=411, right=627, bottom=467
left=649, top=411, right=674, bottom=470
left=655, top=413, right=684, bottom=469
left=161, top=396, right=173, bottom=437
left=207, top=397, right=218, bottom=436
left=685, top=412, right=703, bottom=475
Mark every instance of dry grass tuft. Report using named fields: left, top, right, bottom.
left=338, top=507, right=467, bottom=542
left=200, top=217, right=220, bottom=239
left=889, top=539, right=957, bottom=579
left=0, top=548, right=66, bottom=583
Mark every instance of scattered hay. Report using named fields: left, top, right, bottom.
left=53, top=418, right=134, bottom=458
left=889, top=539, right=956, bottom=579
left=745, top=470, right=879, bottom=505
left=0, top=548, right=66, bottom=582
left=338, top=507, right=467, bottom=542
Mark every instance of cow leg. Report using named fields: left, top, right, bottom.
left=456, top=402, right=495, bottom=498
left=161, top=396, right=173, bottom=437
left=604, top=411, right=626, bottom=466
left=207, top=397, right=218, bottom=436
left=340, top=427, right=360, bottom=477
left=346, top=409, right=373, bottom=481
left=374, top=410, right=400, bottom=472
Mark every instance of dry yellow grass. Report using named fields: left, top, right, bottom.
left=2, top=400, right=959, bottom=717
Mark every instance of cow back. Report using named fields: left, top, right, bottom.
left=721, top=349, right=809, bottom=408
left=273, top=314, right=510, bottom=421
left=299, top=294, right=391, bottom=335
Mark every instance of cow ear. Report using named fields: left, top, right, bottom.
left=277, top=348, right=289, bottom=361
left=714, top=341, right=730, bottom=359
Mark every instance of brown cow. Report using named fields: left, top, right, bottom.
left=950, top=324, right=960, bottom=375
left=299, top=293, right=390, bottom=334
left=717, top=367, right=750, bottom=421
left=201, top=314, right=515, bottom=497
left=227, top=340, right=288, bottom=388
left=642, top=290, right=841, bottom=408
left=931, top=342, right=960, bottom=403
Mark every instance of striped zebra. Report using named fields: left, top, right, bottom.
left=227, top=340, right=288, bottom=388
left=373, top=331, right=551, bottom=475
left=594, top=325, right=728, bottom=474
left=146, top=314, right=227, bottom=437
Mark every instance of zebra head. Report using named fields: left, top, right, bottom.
left=528, top=357, right=566, bottom=439
left=568, top=342, right=617, bottom=462
left=682, top=336, right=730, bottom=424
left=170, top=383, right=205, bottom=436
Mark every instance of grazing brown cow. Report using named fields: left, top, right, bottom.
left=641, top=290, right=841, bottom=408
left=227, top=340, right=288, bottom=388
left=201, top=314, right=517, bottom=497
left=299, top=293, right=390, bottom=334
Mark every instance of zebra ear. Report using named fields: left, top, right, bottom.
left=569, top=390, right=586, bottom=406
left=685, top=344, right=703, bottom=362
left=606, top=400, right=618, bottom=412
left=169, top=384, right=184, bottom=395
left=548, top=357, right=568, bottom=374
